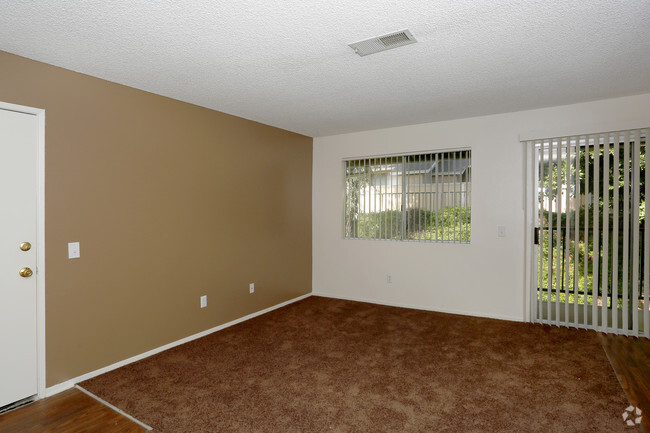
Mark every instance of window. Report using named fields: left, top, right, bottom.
left=343, top=150, right=471, bottom=243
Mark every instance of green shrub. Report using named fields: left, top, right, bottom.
left=356, top=207, right=471, bottom=242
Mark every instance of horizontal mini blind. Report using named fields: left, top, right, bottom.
left=343, top=150, right=471, bottom=243
left=528, top=128, right=648, bottom=337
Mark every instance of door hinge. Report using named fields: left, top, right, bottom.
left=534, top=227, right=540, bottom=245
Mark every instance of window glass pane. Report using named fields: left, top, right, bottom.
left=344, top=150, right=471, bottom=243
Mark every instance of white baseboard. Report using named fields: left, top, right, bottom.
left=45, top=380, right=75, bottom=398
left=45, top=293, right=312, bottom=397
left=312, top=291, right=523, bottom=323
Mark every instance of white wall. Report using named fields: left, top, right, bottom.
left=313, top=93, right=650, bottom=322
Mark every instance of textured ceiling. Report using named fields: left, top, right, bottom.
left=1, top=0, right=649, bottom=137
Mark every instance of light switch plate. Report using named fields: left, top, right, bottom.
left=68, top=242, right=80, bottom=259
left=497, top=226, right=506, bottom=238
left=200, top=295, right=207, bottom=308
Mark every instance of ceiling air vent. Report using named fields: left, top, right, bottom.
left=349, top=29, right=417, bottom=57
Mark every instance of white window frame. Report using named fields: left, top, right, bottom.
left=342, top=149, right=471, bottom=243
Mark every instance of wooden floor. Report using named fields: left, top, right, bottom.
left=0, top=388, right=148, bottom=433
left=599, top=333, right=650, bottom=432
left=1, top=334, right=648, bottom=432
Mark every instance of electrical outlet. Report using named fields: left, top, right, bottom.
left=497, top=225, right=506, bottom=238
left=68, top=242, right=80, bottom=259
left=387, top=274, right=392, bottom=284
left=200, top=295, right=207, bottom=308
left=249, top=283, right=254, bottom=294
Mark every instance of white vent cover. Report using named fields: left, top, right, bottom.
left=349, top=29, right=417, bottom=57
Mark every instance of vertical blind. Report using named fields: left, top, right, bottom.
left=343, top=150, right=471, bottom=243
left=528, top=128, right=648, bottom=337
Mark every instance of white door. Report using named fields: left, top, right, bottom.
left=0, top=108, right=38, bottom=408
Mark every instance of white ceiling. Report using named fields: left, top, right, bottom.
left=1, top=0, right=649, bottom=137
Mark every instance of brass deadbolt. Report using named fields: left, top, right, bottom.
left=20, top=242, right=32, bottom=251
left=19, top=267, right=33, bottom=278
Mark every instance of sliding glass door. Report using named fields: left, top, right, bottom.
left=528, top=129, right=648, bottom=337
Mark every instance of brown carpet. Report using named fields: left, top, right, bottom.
left=81, top=296, right=635, bottom=432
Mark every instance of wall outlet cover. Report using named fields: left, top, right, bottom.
left=68, top=242, right=80, bottom=259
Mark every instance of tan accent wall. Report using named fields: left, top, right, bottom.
left=0, top=51, right=312, bottom=387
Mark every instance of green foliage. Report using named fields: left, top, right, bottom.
left=540, top=143, right=646, bottom=222
left=357, top=210, right=402, bottom=239
left=578, top=144, right=646, bottom=206
left=537, top=220, right=646, bottom=310
left=355, top=206, right=471, bottom=242
left=538, top=142, right=647, bottom=310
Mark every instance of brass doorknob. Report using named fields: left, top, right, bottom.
left=20, top=242, right=32, bottom=251
left=19, top=267, right=33, bottom=278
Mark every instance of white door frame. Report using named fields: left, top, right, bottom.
left=1, top=101, right=46, bottom=399
left=522, top=140, right=537, bottom=323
